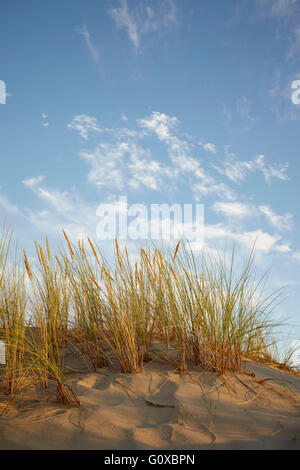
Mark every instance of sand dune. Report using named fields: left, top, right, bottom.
left=1, top=359, right=300, bottom=450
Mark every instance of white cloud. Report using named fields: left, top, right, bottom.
left=108, top=0, right=177, bottom=52
left=275, top=242, right=291, bottom=253
left=23, top=178, right=97, bottom=241
left=293, top=252, right=300, bottom=261
left=138, top=112, right=197, bottom=174
left=200, top=141, right=217, bottom=154
left=80, top=142, right=128, bottom=190
left=41, top=113, right=49, bottom=127
left=142, top=0, right=177, bottom=33
left=22, top=175, right=45, bottom=188
left=221, top=102, right=232, bottom=123
left=80, top=140, right=172, bottom=193
left=78, top=24, right=102, bottom=70
left=67, top=110, right=235, bottom=201
left=212, top=201, right=293, bottom=233
left=138, top=111, right=235, bottom=200
left=34, top=187, right=76, bottom=213
left=114, top=127, right=144, bottom=140
left=259, top=205, right=293, bottom=231
left=237, top=230, right=280, bottom=252
left=288, top=28, right=300, bottom=59
left=138, top=111, right=178, bottom=141
left=53, top=109, right=296, bottom=264
left=193, top=181, right=236, bottom=201
left=128, top=146, right=168, bottom=191
left=213, top=148, right=248, bottom=183
left=212, top=201, right=255, bottom=218
left=236, top=96, right=254, bottom=121
left=0, top=190, right=19, bottom=215
left=67, top=114, right=102, bottom=140
left=213, top=147, right=289, bottom=185
left=23, top=177, right=76, bottom=213
left=0, top=178, right=98, bottom=243
left=254, top=1, right=300, bottom=59
left=109, top=0, right=140, bottom=51
left=267, top=69, right=281, bottom=97
left=251, top=154, right=289, bottom=184
left=256, top=0, right=297, bottom=17
left=0, top=108, right=295, bottom=277
left=205, top=223, right=281, bottom=253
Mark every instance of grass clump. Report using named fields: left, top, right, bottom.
left=0, top=223, right=291, bottom=413
left=23, top=238, right=80, bottom=406
left=62, top=233, right=108, bottom=371
left=0, top=227, right=27, bottom=394
left=168, top=244, right=280, bottom=373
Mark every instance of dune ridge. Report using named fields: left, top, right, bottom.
left=1, top=360, right=300, bottom=450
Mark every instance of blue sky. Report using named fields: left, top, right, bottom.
left=1, top=0, right=300, bottom=355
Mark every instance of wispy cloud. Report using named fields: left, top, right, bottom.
left=109, top=0, right=140, bottom=51
left=213, top=147, right=289, bottom=185
left=128, top=146, right=170, bottom=191
left=267, top=69, right=281, bottom=97
left=221, top=102, right=232, bottom=123
left=212, top=202, right=255, bottom=218
left=193, top=180, right=236, bottom=201
left=41, top=113, right=49, bottom=127
left=259, top=205, right=293, bottom=231
left=199, top=141, right=217, bottom=154
left=236, top=96, right=254, bottom=121
left=205, top=223, right=282, bottom=253
left=212, top=201, right=293, bottom=232
left=67, top=110, right=236, bottom=200
left=0, top=189, right=19, bottom=215
left=293, top=251, right=300, bottom=261
left=67, top=114, right=102, bottom=141
left=108, top=0, right=177, bottom=52
left=252, top=154, right=290, bottom=184
left=80, top=142, right=129, bottom=190
left=254, top=0, right=300, bottom=62
left=22, top=177, right=97, bottom=241
left=288, top=27, right=300, bottom=59
left=80, top=140, right=171, bottom=193
left=255, top=0, right=298, bottom=17
left=22, top=175, right=45, bottom=189
left=64, top=110, right=296, bottom=262
left=77, top=24, right=103, bottom=72
left=138, top=111, right=235, bottom=200
left=220, top=97, right=254, bottom=135
left=66, top=111, right=290, bottom=207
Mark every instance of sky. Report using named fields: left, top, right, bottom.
left=1, top=0, right=300, bottom=358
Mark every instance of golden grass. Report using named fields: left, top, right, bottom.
left=0, top=225, right=292, bottom=411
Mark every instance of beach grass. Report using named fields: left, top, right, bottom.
left=0, top=226, right=291, bottom=411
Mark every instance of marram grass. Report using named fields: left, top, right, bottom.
left=0, top=226, right=292, bottom=411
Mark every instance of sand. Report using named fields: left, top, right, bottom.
left=1, top=358, right=300, bottom=450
